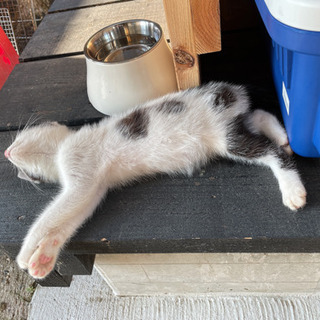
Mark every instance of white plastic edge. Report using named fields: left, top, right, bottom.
left=264, top=0, right=320, bottom=31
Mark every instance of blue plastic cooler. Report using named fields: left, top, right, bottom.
left=255, top=0, right=320, bottom=157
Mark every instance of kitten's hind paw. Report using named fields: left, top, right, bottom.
left=282, top=185, right=307, bottom=211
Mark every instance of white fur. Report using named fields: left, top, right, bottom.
left=249, top=109, right=293, bottom=155
left=5, top=82, right=306, bottom=279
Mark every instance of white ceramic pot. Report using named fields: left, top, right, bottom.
left=84, top=19, right=178, bottom=115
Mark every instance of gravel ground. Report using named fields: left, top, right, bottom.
left=0, top=250, right=36, bottom=320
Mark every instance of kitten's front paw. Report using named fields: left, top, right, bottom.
left=17, top=234, right=61, bottom=279
left=27, top=236, right=60, bottom=279
left=282, top=185, right=307, bottom=211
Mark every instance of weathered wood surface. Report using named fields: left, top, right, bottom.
left=0, top=55, right=103, bottom=131
left=48, top=0, right=126, bottom=13
left=163, top=0, right=200, bottom=90
left=162, top=0, right=221, bottom=90
left=37, top=272, right=72, bottom=287
left=20, top=0, right=168, bottom=61
left=1, top=129, right=320, bottom=256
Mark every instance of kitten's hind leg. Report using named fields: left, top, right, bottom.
left=227, top=116, right=306, bottom=210
left=247, top=109, right=293, bottom=155
left=259, top=153, right=307, bottom=210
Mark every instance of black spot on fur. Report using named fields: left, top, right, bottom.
left=227, top=115, right=270, bottom=158
left=278, top=148, right=296, bottom=170
left=117, top=109, right=149, bottom=139
left=227, top=114, right=296, bottom=170
left=214, top=85, right=237, bottom=108
left=158, top=100, right=186, bottom=114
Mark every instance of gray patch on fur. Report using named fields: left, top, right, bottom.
left=117, top=109, right=149, bottom=139
left=214, top=85, right=237, bottom=108
left=158, top=100, right=186, bottom=114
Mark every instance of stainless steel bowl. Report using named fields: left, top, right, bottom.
left=84, top=20, right=162, bottom=63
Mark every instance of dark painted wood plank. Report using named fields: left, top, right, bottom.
left=74, top=254, right=95, bottom=274
left=69, top=157, right=320, bottom=253
left=0, top=132, right=60, bottom=248
left=56, top=253, right=95, bottom=275
left=20, top=0, right=168, bottom=61
left=1, top=129, right=320, bottom=256
left=49, top=0, right=125, bottom=13
left=0, top=56, right=103, bottom=131
left=37, top=271, right=72, bottom=287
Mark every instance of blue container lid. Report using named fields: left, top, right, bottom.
left=255, top=0, right=320, bottom=56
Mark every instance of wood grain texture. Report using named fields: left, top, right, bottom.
left=48, top=0, right=126, bottom=13
left=163, top=0, right=200, bottom=90
left=0, top=55, right=103, bottom=130
left=191, top=0, right=221, bottom=54
left=20, top=0, right=168, bottom=61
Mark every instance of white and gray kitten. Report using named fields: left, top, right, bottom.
left=5, top=82, right=306, bottom=279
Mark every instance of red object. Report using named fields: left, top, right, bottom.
left=0, top=26, right=19, bottom=89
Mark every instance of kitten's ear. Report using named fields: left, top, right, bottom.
left=17, top=169, right=41, bottom=184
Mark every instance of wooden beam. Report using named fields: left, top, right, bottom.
left=191, top=0, right=221, bottom=54
left=162, top=0, right=221, bottom=90
left=37, top=271, right=72, bottom=287
left=163, top=0, right=200, bottom=90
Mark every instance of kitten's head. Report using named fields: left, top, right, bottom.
left=4, top=122, right=70, bottom=183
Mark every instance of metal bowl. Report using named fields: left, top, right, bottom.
left=84, top=19, right=177, bottom=115
left=84, top=20, right=162, bottom=63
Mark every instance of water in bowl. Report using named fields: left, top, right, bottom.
left=95, top=34, right=157, bottom=63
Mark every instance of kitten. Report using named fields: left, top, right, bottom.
left=4, top=82, right=306, bottom=279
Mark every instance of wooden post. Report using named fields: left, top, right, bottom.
left=191, top=0, right=221, bottom=55
left=163, top=0, right=199, bottom=90
left=162, top=0, right=221, bottom=90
